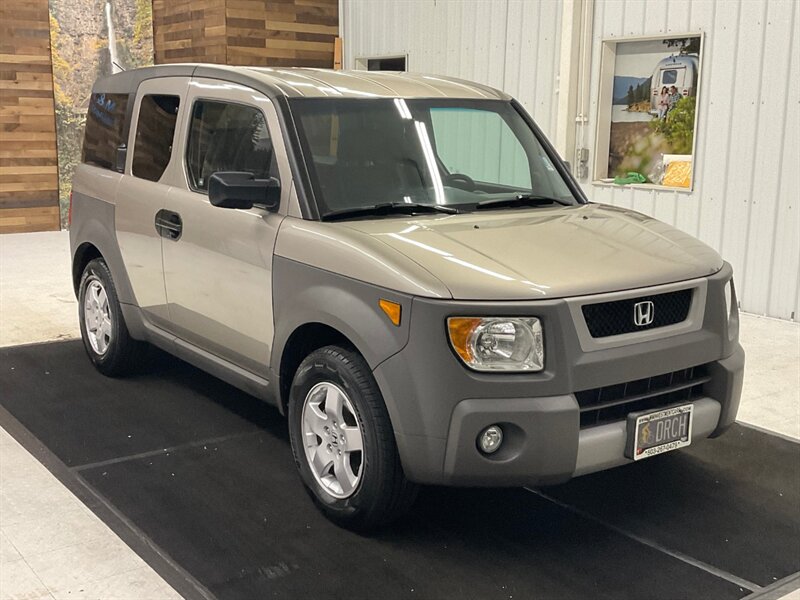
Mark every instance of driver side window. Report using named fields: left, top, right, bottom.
left=185, top=100, right=277, bottom=192
left=430, top=108, right=531, bottom=189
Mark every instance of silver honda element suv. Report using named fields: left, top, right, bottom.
left=70, top=65, right=744, bottom=530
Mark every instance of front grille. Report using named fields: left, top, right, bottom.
left=581, top=288, right=693, bottom=338
left=576, top=364, right=709, bottom=428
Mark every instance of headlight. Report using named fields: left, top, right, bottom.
left=447, top=317, right=544, bottom=372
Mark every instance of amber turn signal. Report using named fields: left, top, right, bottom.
left=379, top=299, right=402, bottom=326
left=446, top=317, right=482, bottom=363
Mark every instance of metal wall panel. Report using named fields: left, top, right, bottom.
left=585, top=0, right=799, bottom=320
left=341, top=0, right=799, bottom=320
left=341, top=0, right=562, bottom=135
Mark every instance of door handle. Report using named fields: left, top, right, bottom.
left=155, top=209, right=182, bottom=241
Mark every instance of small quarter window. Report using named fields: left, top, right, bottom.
left=132, top=95, right=180, bottom=182
left=185, top=100, right=277, bottom=192
left=82, top=93, right=129, bottom=170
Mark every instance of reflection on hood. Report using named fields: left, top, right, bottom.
left=343, top=203, right=723, bottom=300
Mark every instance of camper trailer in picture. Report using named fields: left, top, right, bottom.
left=650, top=54, right=699, bottom=114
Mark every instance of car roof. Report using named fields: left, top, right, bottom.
left=92, top=64, right=511, bottom=101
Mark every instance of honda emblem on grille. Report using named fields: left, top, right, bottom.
left=633, top=301, right=655, bottom=326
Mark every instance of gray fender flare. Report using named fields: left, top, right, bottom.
left=69, top=196, right=139, bottom=312
left=270, top=256, right=412, bottom=422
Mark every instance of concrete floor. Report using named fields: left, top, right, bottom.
left=0, top=232, right=79, bottom=348
left=0, top=232, right=179, bottom=600
left=0, top=427, right=181, bottom=600
left=0, top=230, right=798, bottom=600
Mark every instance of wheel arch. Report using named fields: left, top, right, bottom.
left=276, top=322, right=357, bottom=414
left=72, top=242, right=103, bottom=297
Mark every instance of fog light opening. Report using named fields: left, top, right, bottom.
left=478, top=425, right=503, bottom=455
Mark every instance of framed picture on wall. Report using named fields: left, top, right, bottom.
left=594, top=33, right=703, bottom=191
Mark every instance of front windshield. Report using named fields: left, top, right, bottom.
left=290, top=98, right=578, bottom=218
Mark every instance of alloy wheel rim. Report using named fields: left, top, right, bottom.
left=83, top=279, right=112, bottom=355
left=301, top=382, right=364, bottom=499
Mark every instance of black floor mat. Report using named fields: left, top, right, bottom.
left=2, top=340, right=797, bottom=600
left=545, top=425, right=800, bottom=588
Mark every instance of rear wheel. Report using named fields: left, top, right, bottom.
left=288, top=345, right=418, bottom=531
left=78, top=258, right=147, bottom=377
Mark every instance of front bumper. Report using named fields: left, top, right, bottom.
left=444, top=346, right=742, bottom=486
left=372, top=264, right=744, bottom=486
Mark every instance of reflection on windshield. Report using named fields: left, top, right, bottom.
left=290, top=98, right=577, bottom=218
left=414, top=119, right=445, bottom=204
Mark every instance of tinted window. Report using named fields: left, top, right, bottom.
left=132, top=95, right=180, bottom=182
left=431, top=108, right=531, bottom=188
left=662, top=69, right=678, bottom=84
left=82, top=93, right=129, bottom=170
left=186, top=101, right=276, bottom=192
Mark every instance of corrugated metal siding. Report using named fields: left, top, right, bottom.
left=341, top=0, right=799, bottom=320
left=341, top=0, right=562, bottom=136
left=585, top=0, right=799, bottom=320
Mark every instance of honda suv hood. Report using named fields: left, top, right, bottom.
left=342, top=203, right=723, bottom=300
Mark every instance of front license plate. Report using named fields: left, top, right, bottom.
left=626, top=404, right=694, bottom=460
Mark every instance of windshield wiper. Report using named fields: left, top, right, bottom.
left=476, top=193, right=572, bottom=210
left=321, top=202, right=459, bottom=222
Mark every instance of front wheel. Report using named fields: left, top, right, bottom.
left=78, top=258, right=147, bottom=377
left=288, top=346, right=418, bottom=531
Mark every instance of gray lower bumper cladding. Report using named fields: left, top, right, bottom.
left=378, top=342, right=744, bottom=487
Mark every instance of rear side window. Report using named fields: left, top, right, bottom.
left=132, top=95, right=180, bottom=182
left=185, top=100, right=277, bottom=192
left=82, top=93, right=129, bottom=170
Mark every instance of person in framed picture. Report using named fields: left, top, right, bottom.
left=667, top=85, right=683, bottom=115
left=658, top=86, right=670, bottom=120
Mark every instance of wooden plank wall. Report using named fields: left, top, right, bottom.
left=153, top=0, right=227, bottom=64
left=0, top=0, right=60, bottom=233
left=226, top=0, right=339, bottom=68
left=154, top=0, right=339, bottom=68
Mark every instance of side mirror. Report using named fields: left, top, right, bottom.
left=208, top=171, right=280, bottom=211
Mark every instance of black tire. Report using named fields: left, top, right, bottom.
left=288, top=345, right=418, bottom=531
left=78, top=258, right=148, bottom=377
